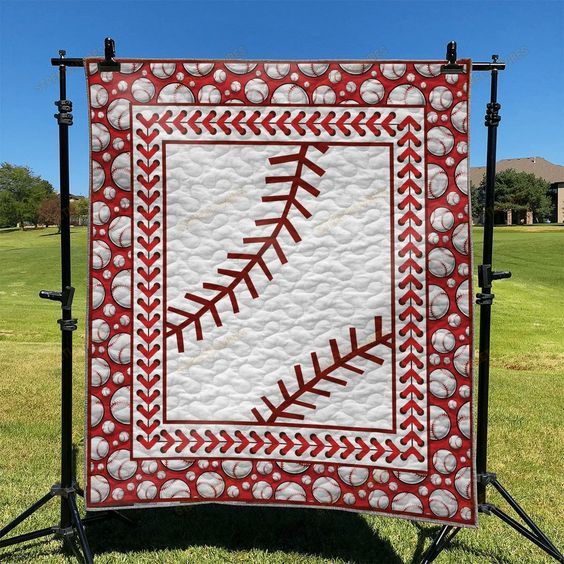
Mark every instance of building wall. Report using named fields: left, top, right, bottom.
left=557, top=185, right=564, bottom=224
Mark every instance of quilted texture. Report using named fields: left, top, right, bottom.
left=85, top=59, right=476, bottom=527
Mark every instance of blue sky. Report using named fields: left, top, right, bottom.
left=0, top=0, right=562, bottom=195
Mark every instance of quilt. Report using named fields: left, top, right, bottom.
left=85, top=58, right=475, bottom=527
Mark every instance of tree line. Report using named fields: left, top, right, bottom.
left=471, top=168, right=553, bottom=223
left=0, top=163, right=88, bottom=229
left=0, top=162, right=556, bottom=231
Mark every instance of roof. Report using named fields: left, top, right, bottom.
left=470, top=157, right=564, bottom=186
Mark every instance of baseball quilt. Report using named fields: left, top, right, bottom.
left=85, top=59, right=475, bottom=526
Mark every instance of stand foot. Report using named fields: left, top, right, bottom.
left=0, top=483, right=130, bottom=562
left=419, top=477, right=563, bottom=563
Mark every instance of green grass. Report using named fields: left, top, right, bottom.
left=0, top=226, right=562, bottom=563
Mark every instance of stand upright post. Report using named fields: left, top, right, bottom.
left=420, top=43, right=563, bottom=564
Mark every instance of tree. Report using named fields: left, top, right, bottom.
left=470, top=178, right=484, bottom=224
left=0, top=163, right=56, bottom=228
left=74, top=197, right=89, bottom=218
left=473, top=169, right=553, bottom=223
left=0, top=191, right=19, bottom=228
left=38, top=196, right=61, bottom=229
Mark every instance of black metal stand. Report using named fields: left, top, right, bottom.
left=0, top=41, right=128, bottom=563
left=420, top=42, right=563, bottom=564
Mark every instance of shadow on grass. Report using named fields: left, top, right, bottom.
left=411, top=522, right=514, bottom=564
left=86, top=505, right=404, bottom=563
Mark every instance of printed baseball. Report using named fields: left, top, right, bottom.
left=264, top=63, right=290, bottom=79
left=92, top=123, right=110, bottom=152
left=432, top=328, right=456, bottom=353
left=90, top=475, right=110, bottom=503
left=198, top=84, right=222, bottom=104
left=429, top=489, right=458, bottom=518
left=245, top=78, right=269, bottom=103
left=429, top=368, right=457, bottom=398
left=252, top=481, right=273, bottom=499
left=430, top=406, right=451, bottom=440
left=110, top=386, right=130, bottom=424
left=429, top=86, right=454, bottom=111
left=359, top=79, right=385, bottom=103
left=157, top=83, right=195, bottom=103
left=387, top=84, right=424, bottom=105
left=428, top=126, right=455, bottom=156
left=106, top=99, right=130, bottom=130
left=368, top=489, right=389, bottom=510
left=222, top=460, right=253, bottom=478
left=312, top=85, right=336, bottom=104
left=183, top=62, right=214, bottom=76
left=337, top=466, right=369, bottom=486
left=90, top=84, right=108, bottom=108
left=131, top=78, right=156, bottom=103
left=150, top=62, right=176, bottom=78
left=430, top=207, right=455, bottom=232
left=457, top=402, right=471, bottom=438
left=108, top=216, right=131, bottom=248
left=453, top=344, right=470, bottom=377
left=91, top=318, right=110, bottom=343
left=433, top=449, right=458, bottom=474
left=196, top=472, right=225, bottom=498
left=91, top=436, right=110, bottom=460
left=312, top=477, right=341, bottom=504
left=428, top=247, right=456, bottom=278
left=160, top=479, right=190, bottom=499
left=391, top=492, right=423, bottom=514
left=107, top=449, right=137, bottom=481
left=274, top=482, right=307, bottom=502
left=271, top=84, right=308, bottom=104
left=380, top=63, right=406, bottom=79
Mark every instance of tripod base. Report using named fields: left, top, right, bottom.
left=0, top=482, right=131, bottom=563
left=420, top=473, right=563, bottom=563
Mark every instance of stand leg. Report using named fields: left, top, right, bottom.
left=0, top=491, right=55, bottom=542
left=67, top=494, right=94, bottom=564
left=418, top=526, right=460, bottom=564
left=490, top=478, right=562, bottom=559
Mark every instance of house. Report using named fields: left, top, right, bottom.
left=470, top=157, right=564, bottom=224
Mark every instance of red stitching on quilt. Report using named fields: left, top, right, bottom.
left=135, top=112, right=162, bottom=451
left=157, top=108, right=397, bottom=137
left=158, top=427, right=402, bottom=462
left=396, top=114, right=425, bottom=463
left=251, top=316, right=393, bottom=424
left=165, top=142, right=330, bottom=353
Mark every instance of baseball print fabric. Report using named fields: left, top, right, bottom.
left=85, top=58, right=476, bottom=527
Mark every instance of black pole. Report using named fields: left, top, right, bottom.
left=57, top=49, right=74, bottom=529
left=475, top=58, right=500, bottom=504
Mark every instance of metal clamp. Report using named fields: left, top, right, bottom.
left=478, top=264, right=512, bottom=288
left=51, top=483, right=78, bottom=499
left=478, top=471, right=497, bottom=486
left=476, top=292, right=495, bottom=305
left=54, top=99, right=73, bottom=126
left=58, top=318, right=78, bottom=332
left=98, top=37, right=121, bottom=71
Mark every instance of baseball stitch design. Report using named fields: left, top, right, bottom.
left=252, top=317, right=393, bottom=424
left=166, top=142, right=330, bottom=353
left=137, top=107, right=397, bottom=138
left=396, top=115, right=425, bottom=462
left=135, top=111, right=163, bottom=450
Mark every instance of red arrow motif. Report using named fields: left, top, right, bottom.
left=398, top=162, right=421, bottom=178
left=398, top=115, right=421, bottom=131
left=381, top=112, right=396, bottom=136
left=186, top=110, right=202, bottom=134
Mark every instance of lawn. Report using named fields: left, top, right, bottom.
left=0, top=226, right=562, bottom=563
